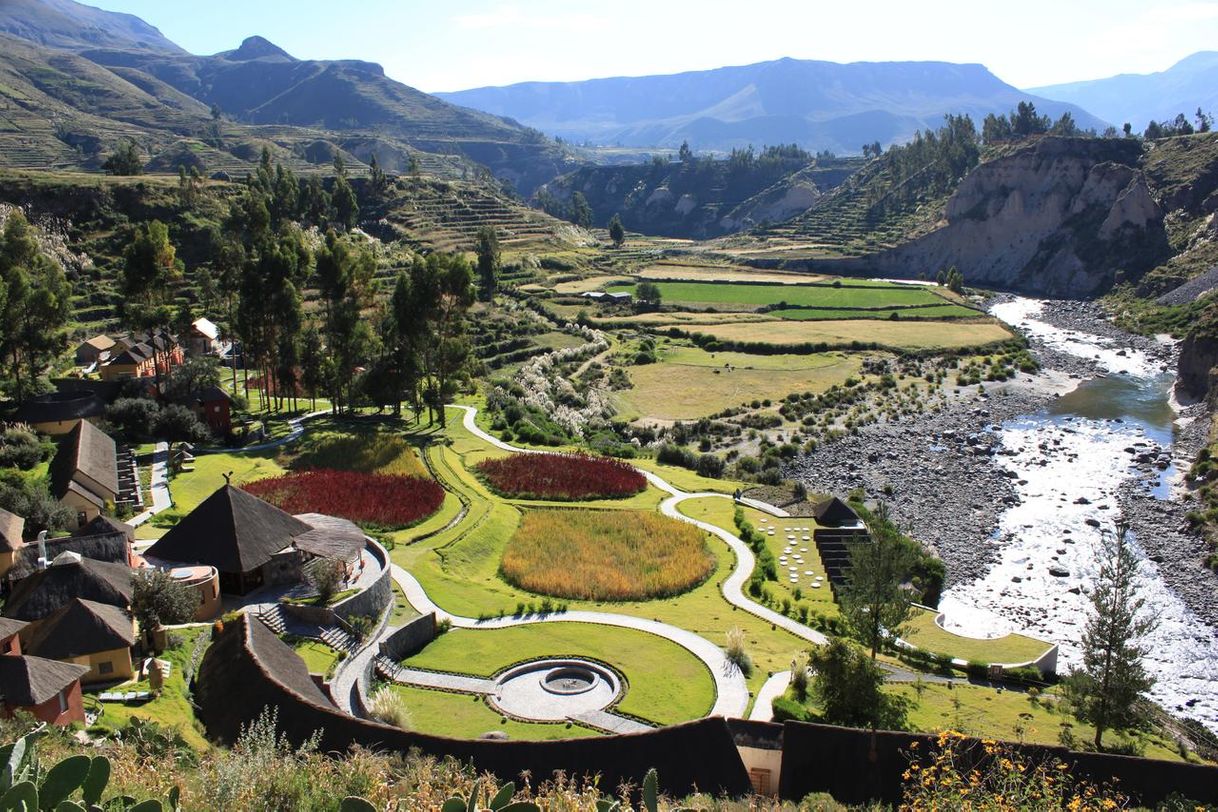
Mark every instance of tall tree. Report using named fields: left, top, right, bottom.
left=131, top=568, right=199, bottom=651
left=608, top=213, right=626, bottom=248
left=840, top=501, right=917, bottom=659
left=315, top=231, right=375, bottom=413
left=121, top=220, right=181, bottom=387
left=570, top=191, right=593, bottom=229
left=412, top=252, right=474, bottom=427
left=0, top=213, right=70, bottom=402
left=1065, top=522, right=1157, bottom=750
left=809, top=638, right=907, bottom=730
left=474, top=225, right=500, bottom=302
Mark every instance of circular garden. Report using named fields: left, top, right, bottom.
left=244, top=469, right=444, bottom=529
left=474, top=452, right=647, bottom=501
left=499, top=509, right=715, bottom=601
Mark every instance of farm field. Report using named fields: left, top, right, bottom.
left=553, top=275, right=633, bottom=294
left=606, top=280, right=950, bottom=309
left=245, top=469, right=445, bottom=529
left=475, top=452, right=647, bottom=500
left=401, top=623, right=715, bottom=726
left=613, top=345, right=861, bottom=421
left=389, top=684, right=600, bottom=740
left=666, top=318, right=1014, bottom=351
left=636, top=261, right=826, bottom=284
left=767, top=304, right=980, bottom=320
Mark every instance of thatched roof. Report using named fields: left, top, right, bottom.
left=74, top=515, right=134, bottom=543
left=7, top=532, right=130, bottom=581
left=0, top=618, right=28, bottom=641
left=0, top=655, right=88, bottom=705
left=293, top=514, right=365, bottom=564
left=146, top=485, right=311, bottom=574
left=3, top=556, right=134, bottom=621
left=23, top=598, right=135, bottom=659
left=13, top=391, right=107, bottom=424
left=0, top=508, right=23, bottom=552
left=50, top=421, right=118, bottom=500
left=813, top=497, right=862, bottom=528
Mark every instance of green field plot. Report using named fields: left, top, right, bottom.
left=613, top=346, right=860, bottom=421
left=607, top=280, right=949, bottom=310
left=902, top=608, right=1053, bottom=665
left=402, top=623, right=715, bottom=726
left=768, top=304, right=980, bottom=321
left=669, top=318, right=1014, bottom=351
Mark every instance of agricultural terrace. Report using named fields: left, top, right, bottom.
left=665, top=318, right=1015, bottom=351
left=635, top=260, right=826, bottom=284
left=612, top=344, right=861, bottom=422
left=500, top=509, right=715, bottom=601
left=244, top=469, right=444, bottom=529
left=474, top=452, right=646, bottom=500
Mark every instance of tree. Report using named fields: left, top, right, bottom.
left=1064, top=522, right=1157, bottom=750
left=944, top=266, right=965, bottom=294
left=367, top=153, right=387, bottom=200
left=570, top=191, right=592, bottom=229
left=0, top=212, right=71, bottom=402
left=678, top=140, right=693, bottom=162
left=840, top=501, right=917, bottom=658
left=408, top=153, right=421, bottom=177
left=304, top=558, right=344, bottom=604
left=809, top=639, right=908, bottom=729
left=474, top=225, right=501, bottom=302
left=636, top=281, right=662, bottom=311
left=608, top=213, right=626, bottom=248
left=300, top=325, right=324, bottom=412
left=1197, top=108, right=1213, bottom=133
left=331, top=174, right=359, bottom=229
left=122, top=220, right=182, bottom=387
left=102, top=140, right=143, bottom=175
left=1123, top=122, right=1133, bottom=138
left=131, top=568, right=199, bottom=651
left=315, top=231, right=376, bottom=413
left=161, top=356, right=222, bottom=402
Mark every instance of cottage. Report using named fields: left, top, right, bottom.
left=0, top=617, right=88, bottom=726
left=12, top=390, right=108, bottom=436
left=146, top=485, right=315, bottom=595
left=146, top=485, right=365, bottom=596
left=3, top=553, right=134, bottom=622
left=187, top=385, right=233, bottom=436
left=50, top=421, right=119, bottom=529
left=186, top=317, right=220, bottom=357
left=0, top=508, right=23, bottom=579
left=74, top=335, right=116, bottom=367
left=22, top=598, right=136, bottom=684
left=100, top=343, right=155, bottom=381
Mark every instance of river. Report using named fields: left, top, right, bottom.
left=938, top=298, right=1218, bottom=731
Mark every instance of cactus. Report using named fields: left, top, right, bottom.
left=440, top=780, right=540, bottom=812
left=339, top=798, right=377, bottom=812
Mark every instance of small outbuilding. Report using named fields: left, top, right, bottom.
left=0, top=654, right=88, bottom=726
left=75, top=335, right=116, bottom=366
left=12, top=390, right=108, bottom=436
left=186, top=317, right=220, bottom=357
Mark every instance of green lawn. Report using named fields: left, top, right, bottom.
left=163, top=446, right=287, bottom=517
left=902, top=608, right=1053, bottom=665
left=88, top=627, right=211, bottom=750
left=607, top=280, right=949, bottom=310
left=290, top=638, right=344, bottom=677
left=402, top=623, right=714, bottom=726
left=389, top=580, right=420, bottom=626
left=388, top=684, right=600, bottom=740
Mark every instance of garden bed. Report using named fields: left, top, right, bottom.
left=474, top=452, right=646, bottom=501
left=245, top=469, right=444, bottom=529
left=500, top=509, right=714, bottom=601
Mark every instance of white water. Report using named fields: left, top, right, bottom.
left=939, top=298, right=1218, bottom=730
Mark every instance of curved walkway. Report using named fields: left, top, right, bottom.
left=453, top=405, right=830, bottom=649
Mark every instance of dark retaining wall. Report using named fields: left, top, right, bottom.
left=779, top=722, right=1218, bottom=807
left=196, top=616, right=752, bottom=799
left=379, top=613, right=436, bottom=660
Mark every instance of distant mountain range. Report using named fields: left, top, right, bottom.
left=0, top=0, right=574, bottom=192
left=437, top=58, right=1108, bottom=155
left=1030, top=52, right=1218, bottom=131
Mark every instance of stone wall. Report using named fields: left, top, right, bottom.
left=331, top=541, right=392, bottom=625
left=378, top=613, right=436, bottom=661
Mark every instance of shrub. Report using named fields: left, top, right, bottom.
left=474, top=452, right=646, bottom=501
left=367, top=687, right=411, bottom=730
left=500, top=509, right=714, bottom=601
left=770, top=695, right=812, bottom=722
left=0, top=426, right=50, bottom=470
left=304, top=558, right=345, bottom=604
left=725, top=626, right=753, bottom=677
left=245, top=469, right=444, bottom=529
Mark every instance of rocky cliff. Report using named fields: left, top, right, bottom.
left=859, top=138, right=1169, bottom=297
left=1178, top=301, right=1218, bottom=400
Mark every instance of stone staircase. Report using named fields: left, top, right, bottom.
left=256, top=604, right=289, bottom=634
left=373, top=654, right=402, bottom=681
left=320, top=625, right=359, bottom=654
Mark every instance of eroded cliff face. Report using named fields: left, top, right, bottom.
left=866, top=138, right=1169, bottom=297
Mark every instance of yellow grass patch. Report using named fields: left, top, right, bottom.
left=501, top=509, right=714, bottom=601
left=637, top=262, right=826, bottom=285
left=664, top=319, right=1014, bottom=351
left=553, top=275, right=633, bottom=293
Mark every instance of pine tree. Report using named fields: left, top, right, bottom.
left=608, top=213, right=626, bottom=248
left=1065, top=522, right=1157, bottom=750
left=474, top=226, right=500, bottom=302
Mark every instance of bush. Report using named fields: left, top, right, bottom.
left=245, top=469, right=444, bottom=529
left=304, top=558, right=345, bottom=603
left=725, top=626, right=753, bottom=677
left=474, top=452, right=646, bottom=501
left=0, top=426, right=50, bottom=470
left=770, top=695, right=813, bottom=723
left=367, top=687, right=411, bottom=730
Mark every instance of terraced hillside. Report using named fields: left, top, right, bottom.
left=372, top=177, right=587, bottom=254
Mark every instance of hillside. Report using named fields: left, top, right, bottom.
left=1031, top=52, right=1218, bottom=133
left=0, top=1, right=578, bottom=193
left=536, top=147, right=859, bottom=239
left=438, top=57, right=1107, bottom=155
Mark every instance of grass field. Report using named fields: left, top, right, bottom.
left=163, top=447, right=287, bottom=517
left=902, top=608, right=1053, bottom=665
left=402, top=623, right=714, bottom=726
left=501, top=509, right=714, bottom=601
left=636, top=262, right=825, bottom=285
left=607, top=280, right=949, bottom=310
left=283, top=421, right=429, bottom=477
left=388, top=684, right=601, bottom=740
left=668, top=319, right=1014, bottom=351
left=614, top=346, right=860, bottom=421
left=768, top=304, right=980, bottom=320
left=291, top=638, right=343, bottom=677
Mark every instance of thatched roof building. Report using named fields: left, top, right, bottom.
left=3, top=554, right=134, bottom=621
left=0, top=656, right=88, bottom=706
left=812, top=496, right=863, bottom=528
left=22, top=598, right=135, bottom=661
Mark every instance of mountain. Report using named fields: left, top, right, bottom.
left=1029, top=52, right=1218, bottom=131
left=437, top=57, right=1108, bottom=155
left=0, top=0, right=576, bottom=192
left=0, top=0, right=184, bottom=54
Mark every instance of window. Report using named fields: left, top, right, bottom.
left=57, top=691, right=67, bottom=715
left=98, top=661, right=113, bottom=675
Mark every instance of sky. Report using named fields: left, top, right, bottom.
left=87, top=0, right=1218, bottom=92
